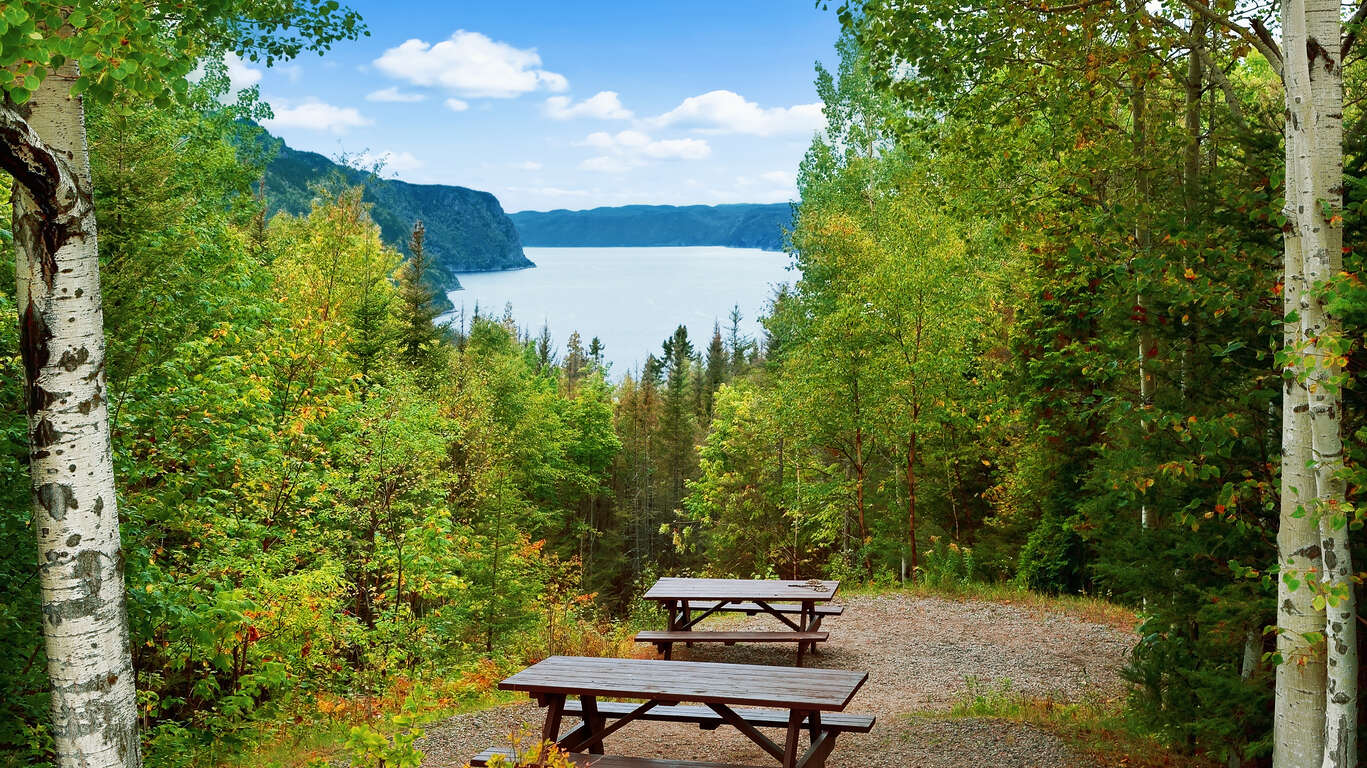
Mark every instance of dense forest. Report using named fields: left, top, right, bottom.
left=262, top=134, right=534, bottom=293
left=3, top=1, right=1367, bottom=767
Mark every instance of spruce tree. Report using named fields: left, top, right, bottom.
left=704, top=322, right=727, bottom=418
left=589, top=336, right=606, bottom=369
left=564, top=330, right=587, bottom=396
left=395, top=220, right=444, bottom=368
left=726, top=304, right=751, bottom=375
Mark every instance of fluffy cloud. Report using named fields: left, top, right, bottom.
left=582, top=130, right=710, bottom=162
left=262, top=100, right=373, bottom=133
left=367, top=86, right=426, bottom=103
left=349, top=150, right=423, bottom=175
left=374, top=30, right=568, bottom=99
left=512, top=160, right=543, bottom=171
left=224, top=52, right=263, bottom=91
left=545, top=91, right=632, bottom=120
left=445, top=98, right=470, bottom=112
left=651, top=90, right=823, bottom=136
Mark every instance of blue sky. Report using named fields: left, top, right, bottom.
left=232, top=1, right=842, bottom=213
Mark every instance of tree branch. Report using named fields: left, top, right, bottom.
left=0, top=98, right=93, bottom=286
left=1343, top=0, right=1367, bottom=60
left=1170, top=0, right=1283, bottom=76
left=1144, top=11, right=1254, bottom=136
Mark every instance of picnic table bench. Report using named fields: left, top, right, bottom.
left=636, top=578, right=841, bottom=665
left=469, top=655, right=872, bottom=768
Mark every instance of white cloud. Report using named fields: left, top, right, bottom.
left=445, top=98, right=470, bottom=112
left=581, top=130, right=710, bottom=166
left=761, top=170, right=795, bottom=185
left=580, top=155, right=635, bottom=173
left=262, top=100, right=373, bottom=134
left=349, top=150, right=423, bottom=175
left=367, top=86, right=426, bottom=103
left=374, top=30, right=568, bottom=99
left=224, top=52, right=263, bottom=91
left=512, top=160, right=543, bottom=171
left=641, top=138, right=711, bottom=160
left=545, top=91, right=633, bottom=120
left=277, top=64, right=303, bottom=84
left=651, top=90, right=824, bottom=136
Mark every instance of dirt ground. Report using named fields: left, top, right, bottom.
left=418, top=592, right=1136, bottom=768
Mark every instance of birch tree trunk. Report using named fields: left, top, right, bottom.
left=1276, top=0, right=1352, bottom=764
left=0, top=66, right=141, bottom=768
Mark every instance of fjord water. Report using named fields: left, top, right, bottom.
left=446, top=246, right=793, bottom=375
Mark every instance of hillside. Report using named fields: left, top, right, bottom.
left=262, top=136, right=534, bottom=292
left=509, top=203, right=792, bottom=251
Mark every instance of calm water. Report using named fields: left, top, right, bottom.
left=445, top=246, right=794, bottom=376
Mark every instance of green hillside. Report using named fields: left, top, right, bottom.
left=262, top=135, right=534, bottom=292
left=509, top=203, right=792, bottom=251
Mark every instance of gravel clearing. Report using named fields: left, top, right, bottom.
left=419, top=592, right=1136, bottom=768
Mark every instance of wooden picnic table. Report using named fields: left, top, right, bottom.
left=480, top=655, right=871, bottom=768
left=637, top=578, right=842, bottom=665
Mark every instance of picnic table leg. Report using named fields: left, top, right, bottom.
left=539, top=694, right=565, bottom=754
left=580, top=695, right=605, bottom=754
left=803, top=600, right=820, bottom=657
left=782, top=710, right=806, bottom=768
left=666, top=600, right=678, bottom=631
left=683, top=601, right=694, bottom=647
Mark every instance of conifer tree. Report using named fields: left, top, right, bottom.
left=704, top=322, right=726, bottom=418
left=535, top=323, right=556, bottom=372
left=564, top=331, right=587, bottom=397
left=726, top=304, right=751, bottom=375
left=394, top=220, right=443, bottom=368
left=589, top=336, right=606, bottom=369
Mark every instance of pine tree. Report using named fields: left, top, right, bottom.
left=659, top=325, right=696, bottom=527
left=589, top=336, right=606, bottom=369
left=704, top=322, right=727, bottom=418
left=726, top=304, right=751, bottom=375
left=564, top=331, right=587, bottom=397
left=394, top=220, right=444, bottom=368
left=535, top=322, right=556, bottom=372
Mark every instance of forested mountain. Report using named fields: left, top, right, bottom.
left=262, top=134, right=533, bottom=291
left=509, top=203, right=791, bottom=251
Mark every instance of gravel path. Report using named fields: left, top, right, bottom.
left=419, top=592, right=1136, bottom=768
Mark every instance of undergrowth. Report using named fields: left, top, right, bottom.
left=935, top=678, right=1219, bottom=768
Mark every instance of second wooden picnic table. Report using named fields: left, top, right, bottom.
left=636, top=577, right=842, bottom=665
left=471, top=655, right=873, bottom=768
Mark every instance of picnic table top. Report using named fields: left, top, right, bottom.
left=499, top=655, right=867, bottom=711
left=642, top=577, right=840, bottom=602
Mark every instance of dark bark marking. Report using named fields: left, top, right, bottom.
left=81, top=358, right=104, bottom=383
left=36, top=482, right=77, bottom=521
left=1307, top=37, right=1335, bottom=73
left=40, top=550, right=103, bottom=627
left=18, top=299, right=52, bottom=417
left=93, top=496, right=103, bottom=516
left=65, top=533, right=80, bottom=547
left=32, top=417, right=64, bottom=448
left=30, top=385, right=71, bottom=413
left=76, top=385, right=103, bottom=415
left=58, top=346, right=88, bottom=372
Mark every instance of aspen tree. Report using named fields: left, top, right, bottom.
left=0, top=4, right=362, bottom=765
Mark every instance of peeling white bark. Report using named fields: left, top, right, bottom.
left=2, top=66, right=141, bottom=768
left=1276, top=0, right=1353, bottom=764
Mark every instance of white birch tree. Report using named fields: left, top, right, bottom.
left=0, top=4, right=362, bottom=766
left=1277, top=0, right=1355, bottom=765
